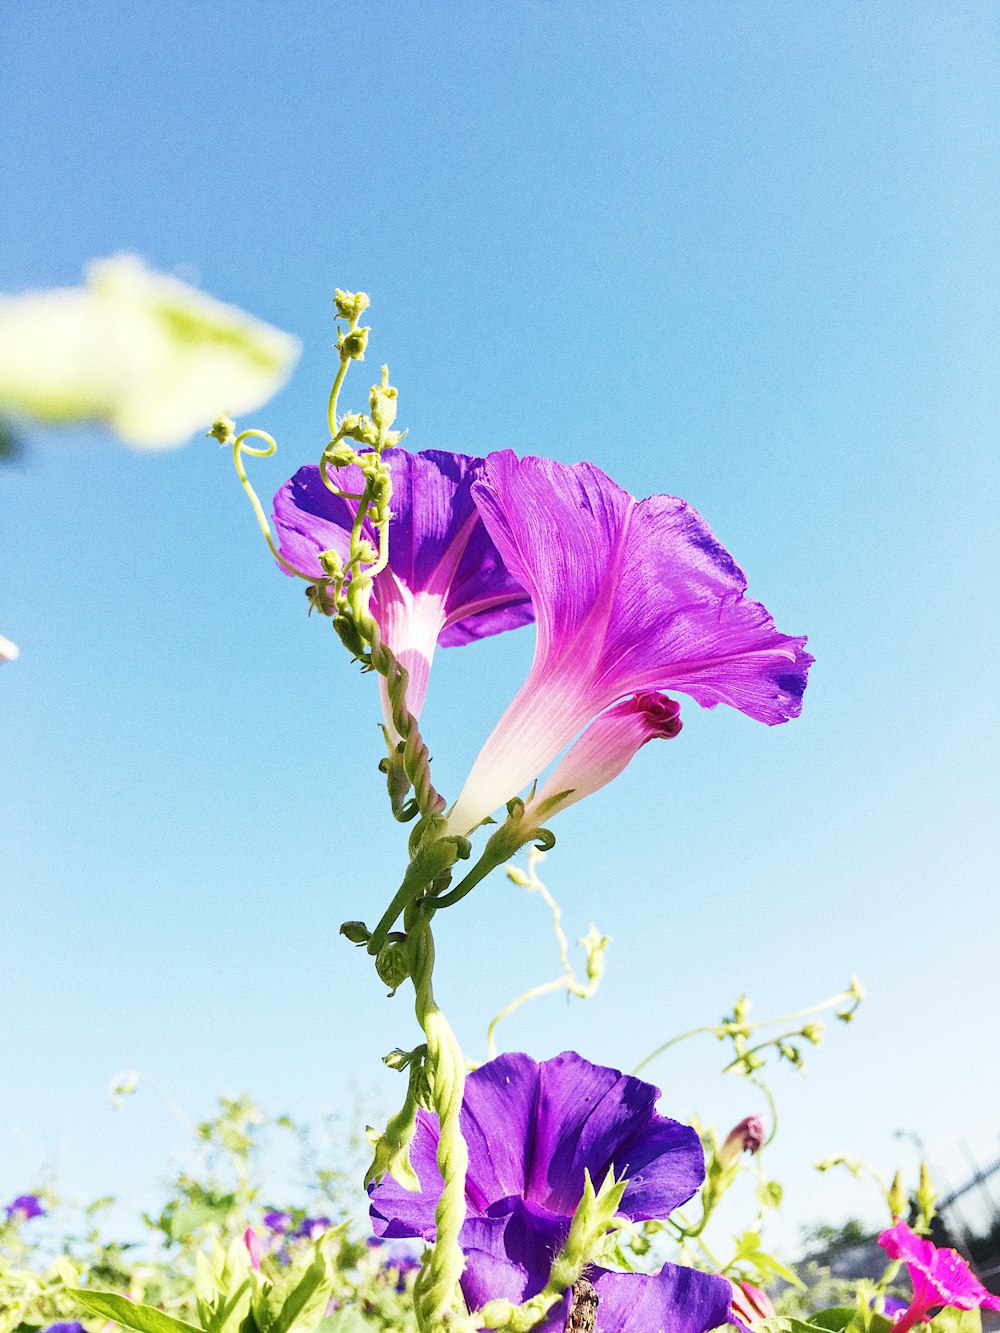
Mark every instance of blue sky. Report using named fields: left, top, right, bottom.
left=2, top=2, right=998, bottom=1257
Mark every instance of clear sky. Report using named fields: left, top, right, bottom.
left=2, top=1, right=998, bottom=1258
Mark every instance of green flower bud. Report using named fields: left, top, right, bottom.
left=207, top=415, right=235, bottom=444
left=325, top=438, right=358, bottom=467
left=382, top=1047, right=413, bottom=1072
left=887, top=1170, right=907, bottom=1220
left=337, top=415, right=378, bottom=446
left=339, top=326, right=370, bottom=361
left=339, top=920, right=370, bottom=946
left=801, top=1023, right=824, bottom=1045
left=355, top=539, right=378, bottom=565
left=334, top=289, right=370, bottom=322
left=319, top=548, right=344, bottom=577
left=917, top=1162, right=937, bottom=1220
left=370, top=365, right=398, bottom=432
left=375, top=932, right=411, bottom=995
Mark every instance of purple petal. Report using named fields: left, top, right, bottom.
left=587, top=1261, right=737, bottom=1333
left=459, top=1200, right=733, bottom=1333
left=272, top=449, right=532, bottom=644
left=459, top=1200, right=570, bottom=1331
left=368, top=1111, right=443, bottom=1241
left=524, top=1052, right=703, bottom=1222
left=595, top=492, right=812, bottom=724
left=451, top=451, right=811, bottom=831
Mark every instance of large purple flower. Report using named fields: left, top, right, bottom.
left=369, top=1051, right=735, bottom=1333
left=272, top=449, right=533, bottom=721
left=447, top=452, right=813, bottom=833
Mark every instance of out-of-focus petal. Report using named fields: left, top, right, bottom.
left=0, top=255, right=299, bottom=448
left=0, top=635, right=19, bottom=663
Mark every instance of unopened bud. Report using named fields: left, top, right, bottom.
left=356, top=539, right=378, bottom=565
left=319, top=548, right=344, bottom=577
left=370, top=365, right=398, bottom=432
left=887, top=1170, right=907, bottom=1220
left=917, top=1162, right=937, bottom=1221
left=340, top=920, right=370, bottom=946
left=718, top=1115, right=766, bottom=1169
left=326, top=438, right=358, bottom=467
left=801, top=1023, right=824, bottom=1045
left=383, top=1048, right=413, bottom=1072
left=243, top=1227, right=261, bottom=1271
left=207, top=415, right=235, bottom=444
left=339, top=326, right=370, bottom=361
left=334, top=289, right=370, bottom=322
left=375, top=932, right=411, bottom=995
left=729, top=1280, right=776, bottom=1328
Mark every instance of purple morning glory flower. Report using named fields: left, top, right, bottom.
left=43, top=1324, right=86, bottom=1333
left=293, top=1214, right=332, bottom=1240
left=369, top=1051, right=735, bottom=1333
left=5, top=1193, right=44, bottom=1221
left=447, top=451, right=813, bottom=833
left=262, top=1208, right=292, bottom=1233
left=272, top=449, right=533, bottom=721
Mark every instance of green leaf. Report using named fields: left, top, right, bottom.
left=759, top=1319, right=835, bottom=1333
left=315, top=1314, right=370, bottom=1333
left=809, top=1310, right=856, bottom=1332
left=265, top=1251, right=333, bottom=1333
left=68, top=1290, right=204, bottom=1333
left=928, top=1309, right=982, bottom=1333
left=756, top=1180, right=785, bottom=1210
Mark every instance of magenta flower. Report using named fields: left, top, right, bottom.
left=5, top=1193, right=44, bottom=1221
left=878, top=1220, right=1000, bottom=1332
left=447, top=452, right=812, bottom=834
left=369, top=1051, right=735, bottom=1333
left=272, top=449, right=532, bottom=722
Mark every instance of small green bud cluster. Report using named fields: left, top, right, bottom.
left=207, top=414, right=236, bottom=444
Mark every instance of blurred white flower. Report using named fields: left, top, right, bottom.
left=0, top=635, right=19, bottom=663
left=0, top=255, right=299, bottom=448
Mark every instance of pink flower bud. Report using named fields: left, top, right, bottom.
left=522, top=691, right=682, bottom=825
left=718, top=1116, right=766, bottom=1168
left=244, top=1227, right=261, bottom=1271
left=729, top=1279, right=776, bottom=1327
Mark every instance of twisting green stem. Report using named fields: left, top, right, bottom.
left=232, top=431, right=326, bottom=581
left=363, top=616, right=445, bottom=818
left=485, top=854, right=607, bottom=1060
left=410, top=922, right=470, bottom=1333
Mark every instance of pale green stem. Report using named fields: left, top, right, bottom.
left=632, top=985, right=858, bottom=1076
left=232, top=431, right=319, bottom=582
left=487, top=978, right=570, bottom=1061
